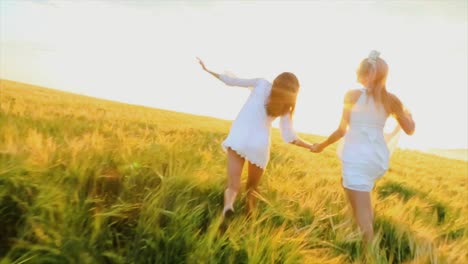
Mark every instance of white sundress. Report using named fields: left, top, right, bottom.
left=338, top=89, right=391, bottom=192
left=219, top=74, right=298, bottom=169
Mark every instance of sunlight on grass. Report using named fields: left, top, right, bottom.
left=0, top=80, right=467, bottom=263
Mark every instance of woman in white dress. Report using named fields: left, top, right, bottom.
left=198, top=58, right=314, bottom=220
left=311, top=51, right=415, bottom=242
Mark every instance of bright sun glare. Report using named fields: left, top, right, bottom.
left=0, top=1, right=466, bottom=150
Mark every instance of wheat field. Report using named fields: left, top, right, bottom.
left=0, top=79, right=466, bottom=263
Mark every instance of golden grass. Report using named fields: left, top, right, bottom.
left=0, top=79, right=467, bottom=263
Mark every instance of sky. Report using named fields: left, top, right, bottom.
left=1, top=0, right=467, bottom=150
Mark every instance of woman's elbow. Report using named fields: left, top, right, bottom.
left=403, top=122, right=415, bottom=135
left=407, top=125, right=415, bottom=135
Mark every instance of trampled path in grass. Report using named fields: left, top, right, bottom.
left=1, top=80, right=467, bottom=263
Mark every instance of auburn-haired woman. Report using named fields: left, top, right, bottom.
left=198, top=58, right=313, bottom=223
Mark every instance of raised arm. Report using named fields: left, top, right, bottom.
left=197, top=57, right=260, bottom=88
left=311, top=90, right=361, bottom=153
left=388, top=93, right=415, bottom=135
left=280, top=113, right=313, bottom=150
left=198, top=57, right=221, bottom=79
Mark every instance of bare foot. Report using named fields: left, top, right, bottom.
left=219, top=208, right=235, bottom=233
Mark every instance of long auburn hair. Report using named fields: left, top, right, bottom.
left=266, top=72, right=300, bottom=117
left=357, top=56, right=403, bottom=115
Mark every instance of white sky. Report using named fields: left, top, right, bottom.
left=1, top=0, right=467, bottom=150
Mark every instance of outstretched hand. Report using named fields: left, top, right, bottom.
left=197, top=57, right=208, bottom=71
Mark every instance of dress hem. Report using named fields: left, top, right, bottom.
left=221, top=142, right=266, bottom=170
left=342, top=182, right=373, bottom=192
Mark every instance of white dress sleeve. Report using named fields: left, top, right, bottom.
left=279, top=113, right=298, bottom=143
left=219, top=74, right=260, bottom=88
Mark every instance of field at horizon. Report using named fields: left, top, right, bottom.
left=2, top=78, right=466, bottom=159
left=426, top=149, right=468, bottom=162
left=0, top=79, right=467, bottom=263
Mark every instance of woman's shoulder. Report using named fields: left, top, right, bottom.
left=344, top=89, right=363, bottom=104
left=247, top=78, right=270, bottom=89
left=386, top=92, right=400, bottom=102
left=254, top=78, right=272, bottom=93
left=386, top=92, right=404, bottom=114
left=257, top=78, right=271, bottom=86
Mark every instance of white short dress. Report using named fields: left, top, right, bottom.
left=338, top=89, right=390, bottom=192
left=219, top=74, right=298, bottom=169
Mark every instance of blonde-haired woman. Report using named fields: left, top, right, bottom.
left=311, top=51, right=415, bottom=242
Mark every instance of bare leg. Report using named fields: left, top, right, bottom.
left=223, top=148, right=245, bottom=216
left=344, top=188, right=374, bottom=242
left=246, top=162, right=264, bottom=215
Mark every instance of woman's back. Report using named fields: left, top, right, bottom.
left=349, top=89, right=388, bottom=130
left=341, top=89, right=390, bottom=169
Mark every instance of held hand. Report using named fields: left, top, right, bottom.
left=310, top=143, right=324, bottom=153
left=197, top=57, right=208, bottom=71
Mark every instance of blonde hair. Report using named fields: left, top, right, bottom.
left=357, top=52, right=402, bottom=115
